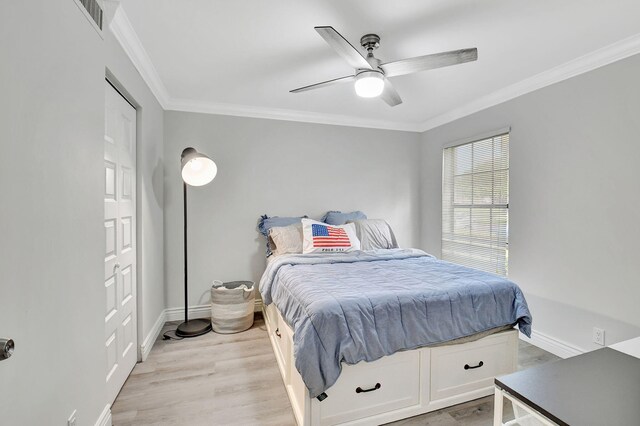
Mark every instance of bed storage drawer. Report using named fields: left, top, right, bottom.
left=430, top=330, right=517, bottom=402
left=319, top=350, right=421, bottom=426
left=272, top=308, right=292, bottom=379
left=266, top=303, right=292, bottom=381
left=265, top=303, right=278, bottom=333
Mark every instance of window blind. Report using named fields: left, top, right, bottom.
left=442, top=132, right=509, bottom=276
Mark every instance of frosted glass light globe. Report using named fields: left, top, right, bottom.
left=354, top=71, right=384, bottom=98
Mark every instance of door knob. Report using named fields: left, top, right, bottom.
left=0, top=338, right=14, bottom=360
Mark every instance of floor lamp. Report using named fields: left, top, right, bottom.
left=176, top=147, right=217, bottom=338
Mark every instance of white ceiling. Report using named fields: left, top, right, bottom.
left=118, top=0, right=640, bottom=131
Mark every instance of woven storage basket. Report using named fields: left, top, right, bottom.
left=210, top=280, right=255, bottom=334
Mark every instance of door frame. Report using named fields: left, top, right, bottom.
left=105, top=71, right=144, bottom=363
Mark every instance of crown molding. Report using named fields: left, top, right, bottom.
left=418, top=32, right=640, bottom=132
left=109, top=6, right=640, bottom=134
left=107, top=6, right=419, bottom=132
left=109, top=6, right=170, bottom=108
left=108, top=7, right=419, bottom=132
left=165, top=98, right=422, bottom=132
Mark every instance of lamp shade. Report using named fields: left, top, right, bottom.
left=181, top=147, right=217, bottom=186
left=354, top=70, right=384, bottom=98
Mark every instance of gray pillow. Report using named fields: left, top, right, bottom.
left=350, top=219, right=398, bottom=250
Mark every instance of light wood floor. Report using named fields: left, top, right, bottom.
left=111, top=315, right=559, bottom=425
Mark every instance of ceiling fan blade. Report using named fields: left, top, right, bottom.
left=315, top=26, right=372, bottom=70
left=380, top=78, right=402, bottom=107
left=380, top=48, right=478, bottom=78
left=290, top=75, right=354, bottom=93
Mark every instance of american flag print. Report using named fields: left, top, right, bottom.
left=311, top=224, right=351, bottom=249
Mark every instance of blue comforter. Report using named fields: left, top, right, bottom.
left=259, top=249, right=532, bottom=398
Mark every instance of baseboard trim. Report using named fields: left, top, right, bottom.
left=95, top=404, right=112, bottom=426
left=137, top=306, right=209, bottom=362
left=145, top=303, right=584, bottom=365
left=139, top=302, right=264, bottom=360
left=165, top=300, right=264, bottom=319
left=520, top=328, right=586, bottom=359
left=139, top=310, right=166, bottom=362
left=165, top=304, right=212, bottom=322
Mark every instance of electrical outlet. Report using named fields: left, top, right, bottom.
left=593, top=327, right=605, bottom=346
left=67, top=410, right=77, bottom=426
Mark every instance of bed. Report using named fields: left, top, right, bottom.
left=260, top=247, right=531, bottom=426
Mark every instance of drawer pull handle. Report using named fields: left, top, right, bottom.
left=275, top=328, right=281, bottom=338
left=464, top=361, right=484, bottom=370
left=356, top=383, right=381, bottom=393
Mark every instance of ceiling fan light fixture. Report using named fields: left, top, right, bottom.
left=354, top=70, right=384, bottom=98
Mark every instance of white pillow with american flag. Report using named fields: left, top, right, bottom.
left=301, top=219, right=361, bottom=254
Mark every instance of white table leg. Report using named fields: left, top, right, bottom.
left=493, top=386, right=504, bottom=426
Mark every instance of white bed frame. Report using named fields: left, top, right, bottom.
left=264, top=304, right=519, bottom=426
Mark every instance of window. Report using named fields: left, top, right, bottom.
left=442, top=132, right=509, bottom=276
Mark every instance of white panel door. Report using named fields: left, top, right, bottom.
left=104, top=81, right=137, bottom=404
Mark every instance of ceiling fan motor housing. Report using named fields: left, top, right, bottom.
left=360, top=34, right=383, bottom=70
left=360, top=33, right=381, bottom=51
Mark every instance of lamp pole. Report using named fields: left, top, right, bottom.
left=175, top=147, right=216, bottom=338
left=183, top=180, right=188, bottom=325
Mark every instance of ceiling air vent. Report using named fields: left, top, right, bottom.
left=73, top=0, right=104, bottom=34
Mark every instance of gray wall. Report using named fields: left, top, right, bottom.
left=163, top=112, right=421, bottom=309
left=420, top=53, right=640, bottom=352
left=0, top=2, right=164, bottom=424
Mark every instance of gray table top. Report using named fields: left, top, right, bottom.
left=495, top=348, right=640, bottom=426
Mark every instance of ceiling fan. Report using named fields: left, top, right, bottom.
left=290, top=26, right=478, bottom=107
